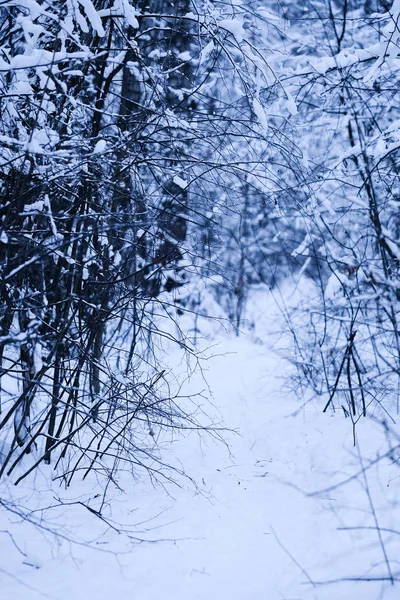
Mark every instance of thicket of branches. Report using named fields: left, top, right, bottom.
left=1, top=0, right=400, bottom=487
left=275, top=0, right=400, bottom=426
left=0, top=0, right=301, bottom=484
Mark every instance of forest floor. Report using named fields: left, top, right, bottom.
left=1, top=285, right=400, bottom=600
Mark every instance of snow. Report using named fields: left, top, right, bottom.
left=285, top=92, right=298, bottom=116
left=98, top=0, right=139, bottom=29
left=253, top=97, right=269, bottom=132
left=77, top=0, right=105, bottom=37
left=15, top=0, right=56, bottom=21
left=177, top=51, right=191, bottom=62
left=199, top=41, right=214, bottom=65
left=17, top=16, right=45, bottom=50
left=93, top=139, right=107, bottom=154
left=291, top=232, right=314, bottom=257
left=218, top=19, right=246, bottom=43
left=310, top=44, right=382, bottom=76
left=1, top=285, right=399, bottom=600
left=183, top=12, right=205, bottom=25
left=173, top=175, right=188, bottom=189
left=5, top=50, right=90, bottom=72
left=23, top=200, right=45, bottom=213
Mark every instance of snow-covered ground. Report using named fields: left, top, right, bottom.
left=1, top=286, right=400, bottom=600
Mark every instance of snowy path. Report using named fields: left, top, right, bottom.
left=1, top=334, right=399, bottom=600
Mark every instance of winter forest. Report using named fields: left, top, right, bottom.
left=1, top=0, right=400, bottom=598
